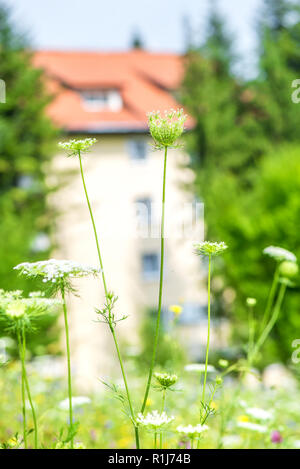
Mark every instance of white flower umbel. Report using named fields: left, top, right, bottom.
left=263, top=246, right=296, bottom=263
left=245, top=407, right=273, bottom=422
left=14, top=259, right=101, bottom=284
left=58, top=138, right=97, bottom=156
left=177, top=424, right=209, bottom=437
left=148, top=108, right=187, bottom=150
left=194, top=241, right=228, bottom=257
left=136, top=410, right=174, bottom=431
left=237, top=421, right=268, bottom=433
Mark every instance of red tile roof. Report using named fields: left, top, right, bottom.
left=33, top=50, right=189, bottom=133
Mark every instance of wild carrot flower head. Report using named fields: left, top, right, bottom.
left=136, top=410, right=174, bottom=431
left=0, top=290, right=61, bottom=334
left=14, top=259, right=101, bottom=283
left=154, top=372, right=178, bottom=389
left=194, top=241, right=228, bottom=257
left=58, top=138, right=97, bottom=156
left=148, top=109, right=187, bottom=150
left=176, top=424, right=208, bottom=438
left=263, top=246, right=296, bottom=263
left=14, top=259, right=101, bottom=294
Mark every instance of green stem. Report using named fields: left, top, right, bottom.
left=251, top=282, right=287, bottom=364
left=261, top=264, right=280, bottom=332
left=141, top=146, right=168, bottom=414
left=61, top=287, right=74, bottom=449
left=17, top=331, right=27, bottom=449
left=201, top=254, right=211, bottom=406
left=78, top=151, right=139, bottom=449
left=159, top=389, right=166, bottom=449
left=154, top=432, right=157, bottom=449
left=247, top=306, right=255, bottom=364
left=21, top=328, right=38, bottom=449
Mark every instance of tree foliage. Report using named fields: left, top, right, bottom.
left=181, top=0, right=300, bottom=362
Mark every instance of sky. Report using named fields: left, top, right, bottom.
left=5, top=0, right=263, bottom=76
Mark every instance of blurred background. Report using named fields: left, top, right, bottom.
left=1, top=0, right=300, bottom=388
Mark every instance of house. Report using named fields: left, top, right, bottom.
left=33, top=50, right=212, bottom=390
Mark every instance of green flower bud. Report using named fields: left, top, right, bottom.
left=148, top=109, right=186, bottom=149
left=216, top=376, right=223, bottom=385
left=154, top=372, right=178, bottom=389
left=246, top=297, right=257, bottom=307
left=279, top=261, right=299, bottom=279
left=218, top=359, right=229, bottom=368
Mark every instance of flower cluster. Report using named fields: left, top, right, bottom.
left=263, top=246, right=297, bottom=263
left=154, top=372, right=178, bottom=389
left=58, top=138, right=97, bottom=156
left=0, top=290, right=61, bottom=333
left=194, top=241, right=228, bottom=257
left=136, top=411, right=174, bottom=430
left=148, top=109, right=187, bottom=150
left=176, top=424, right=208, bottom=438
left=14, top=259, right=101, bottom=284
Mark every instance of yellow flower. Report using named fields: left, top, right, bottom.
left=169, top=305, right=182, bottom=316
left=237, top=415, right=249, bottom=423
left=210, top=401, right=218, bottom=411
left=118, top=436, right=132, bottom=448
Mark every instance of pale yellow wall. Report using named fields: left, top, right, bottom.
left=51, top=134, right=206, bottom=390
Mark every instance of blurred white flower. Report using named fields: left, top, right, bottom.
left=177, top=424, right=208, bottom=437
left=184, top=364, right=216, bottom=373
left=59, top=396, right=91, bottom=411
left=237, top=421, right=267, bottom=433
left=263, top=246, right=296, bottom=263
left=245, top=407, right=273, bottom=421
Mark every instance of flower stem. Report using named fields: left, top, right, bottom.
left=159, top=389, right=166, bottom=449
left=61, top=287, right=74, bottom=449
left=22, top=329, right=38, bottom=449
left=261, top=264, right=280, bottom=332
left=250, top=282, right=287, bottom=364
left=78, top=151, right=139, bottom=449
left=17, top=331, right=27, bottom=449
left=141, top=146, right=168, bottom=414
left=201, top=254, right=211, bottom=407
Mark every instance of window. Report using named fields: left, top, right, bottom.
left=142, top=253, right=159, bottom=280
left=178, top=303, right=205, bottom=324
left=81, top=90, right=122, bottom=112
left=135, top=197, right=152, bottom=229
left=128, top=139, right=148, bottom=161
